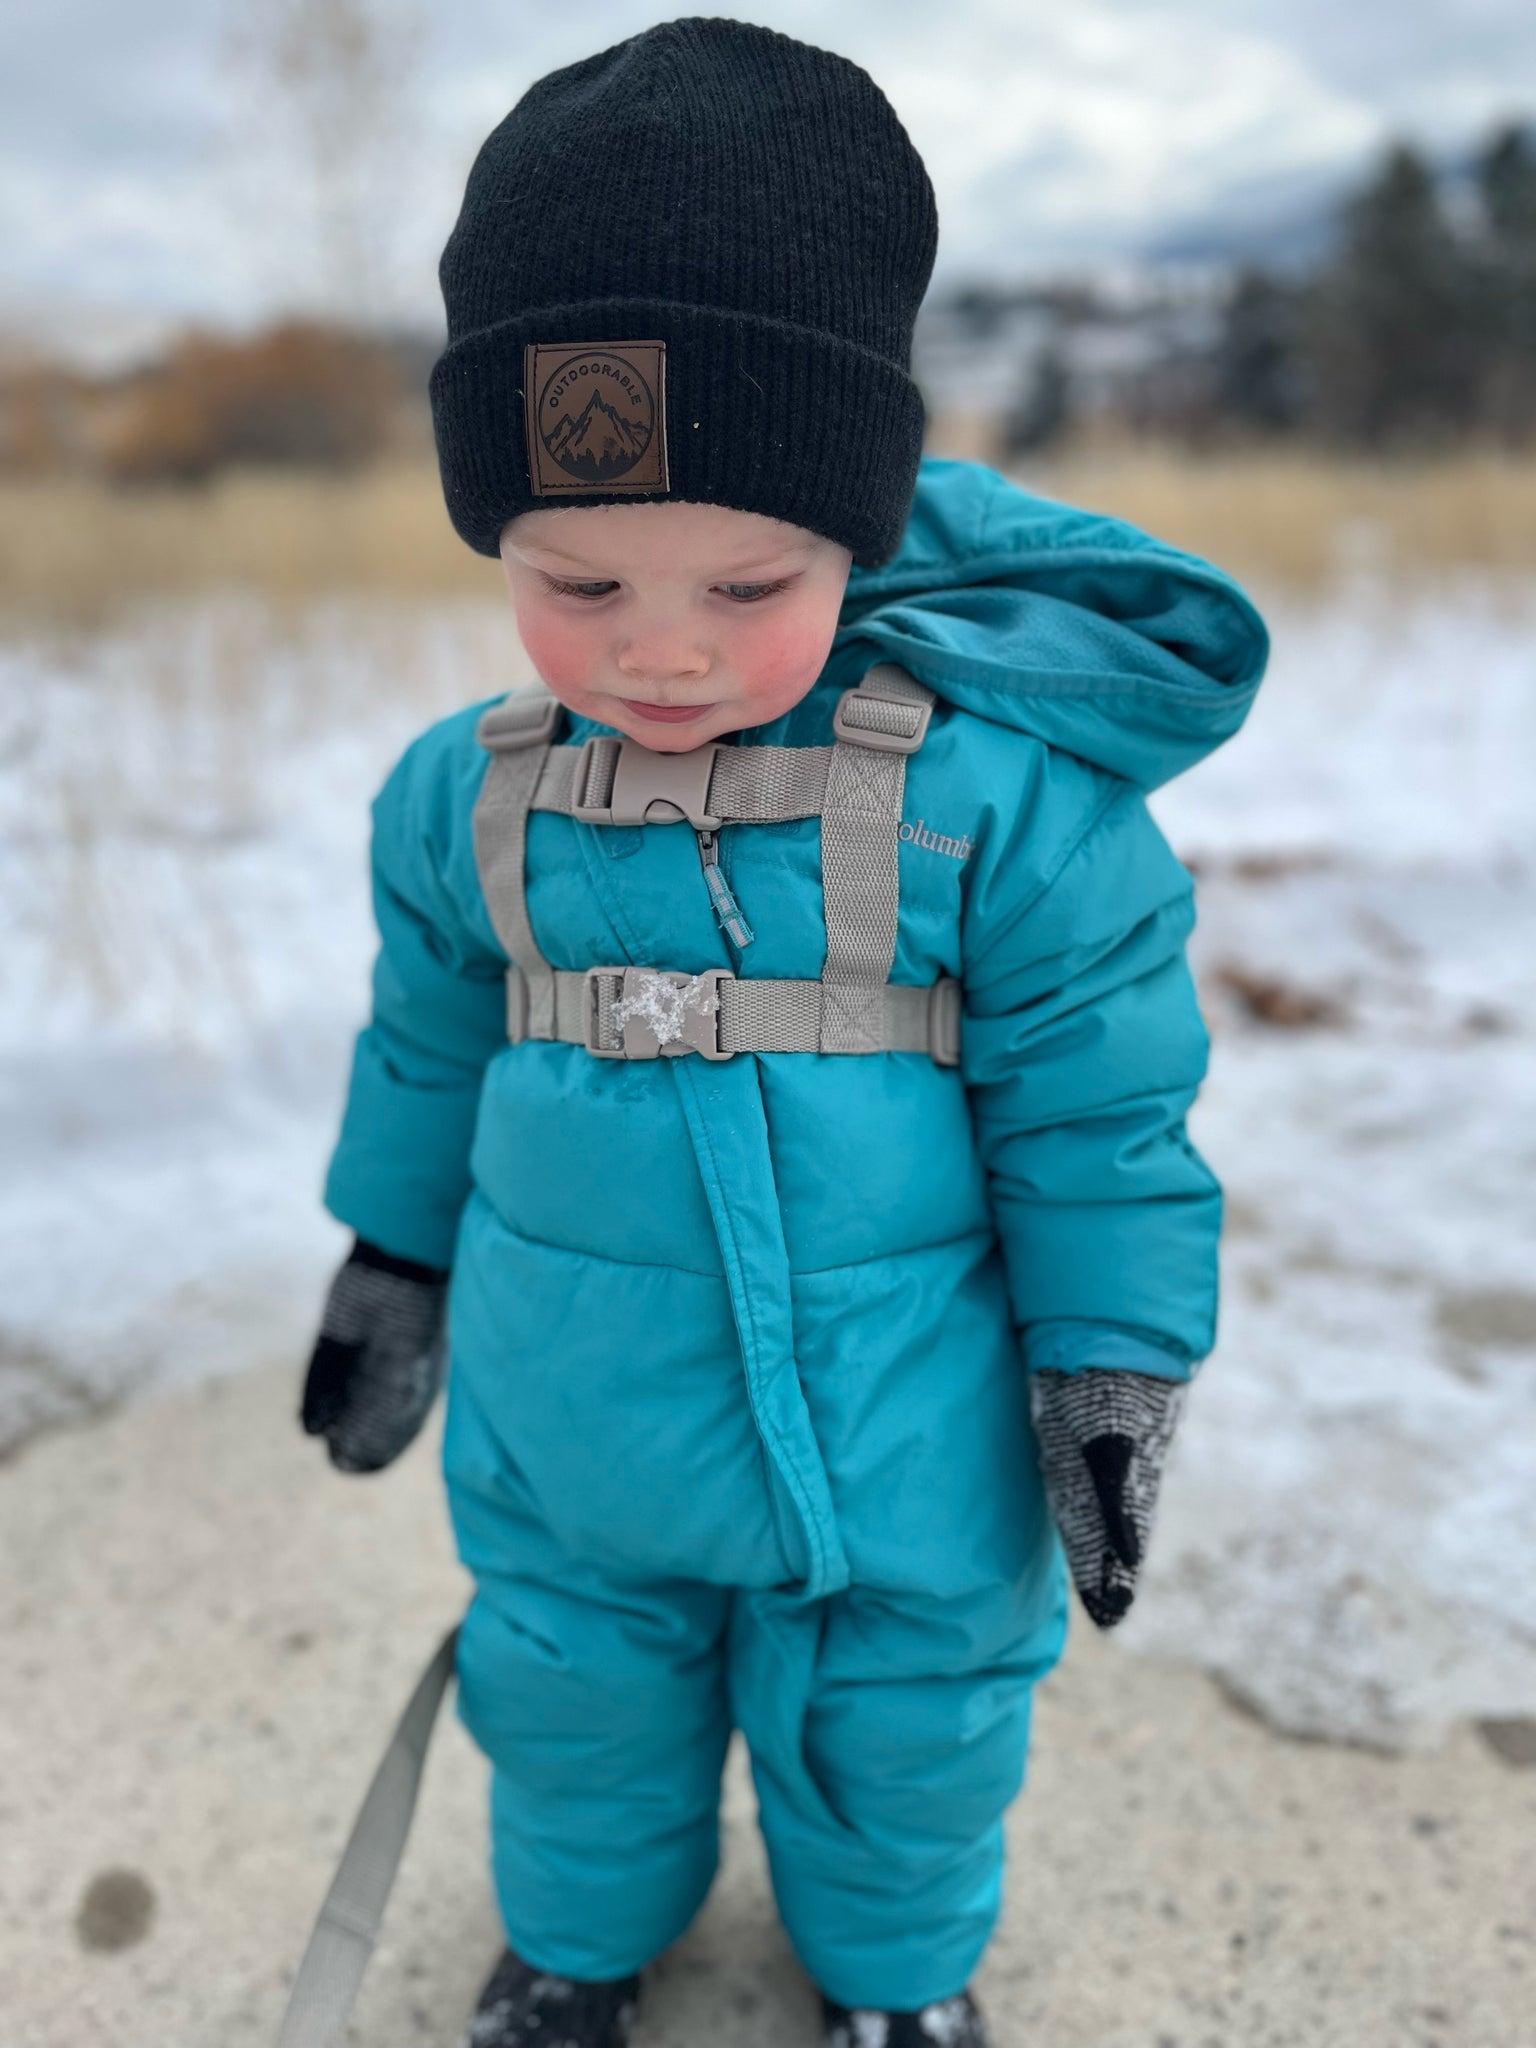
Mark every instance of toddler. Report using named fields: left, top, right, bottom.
left=301, top=19, right=1268, bottom=2047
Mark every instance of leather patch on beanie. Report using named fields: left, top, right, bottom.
left=524, top=341, right=669, bottom=496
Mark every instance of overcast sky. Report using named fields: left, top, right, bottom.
left=4, top=0, right=1535, bottom=360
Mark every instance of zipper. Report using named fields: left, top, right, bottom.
left=696, top=828, right=754, bottom=950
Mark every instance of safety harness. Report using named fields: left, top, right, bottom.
left=469, top=661, right=961, bottom=1067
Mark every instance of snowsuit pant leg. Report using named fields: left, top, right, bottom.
left=443, top=1366, right=734, bottom=1981
left=445, top=1352, right=1068, bottom=2003
left=729, top=1567, right=1069, bottom=2012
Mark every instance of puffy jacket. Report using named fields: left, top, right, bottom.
left=322, top=455, right=1268, bottom=1602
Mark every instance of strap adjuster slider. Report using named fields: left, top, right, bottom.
left=832, top=678, right=932, bottom=755
left=475, top=690, right=562, bottom=752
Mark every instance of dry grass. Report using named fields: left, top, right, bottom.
left=5, top=435, right=1536, bottom=631
left=1026, top=444, right=1536, bottom=593
left=0, top=462, right=497, bottom=633
left=20, top=591, right=524, bottom=1022
left=926, top=415, right=1536, bottom=593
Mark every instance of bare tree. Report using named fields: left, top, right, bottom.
left=221, top=0, right=426, bottom=325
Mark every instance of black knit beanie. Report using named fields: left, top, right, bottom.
left=428, top=17, right=938, bottom=568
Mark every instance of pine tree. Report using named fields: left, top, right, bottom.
left=1481, top=122, right=1536, bottom=244
left=1476, top=122, right=1536, bottom=443
left=1305, top=143, right=1482, bottom=449
left=1216, top=269, right=1306, bottom=435
left=997, top=346, right=1072, bottom=460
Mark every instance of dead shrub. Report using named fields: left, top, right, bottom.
left=1212, top=962, right=1350, bottom=1029
left=98, top=320, right=405, bottom=486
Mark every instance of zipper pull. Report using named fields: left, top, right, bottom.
left=696, top=828, right=754, bottom=949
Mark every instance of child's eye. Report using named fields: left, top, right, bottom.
left=716, top=579, right=792, bottom=603
left=541, top=576, right=618, bottom=600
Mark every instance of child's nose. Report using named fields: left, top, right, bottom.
left=616, top=637, right=710, bottom=686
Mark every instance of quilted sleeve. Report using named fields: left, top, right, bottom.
left=321, top=725, right=509, bottom=1269
left=961, top=766, right=1222, bottom=1382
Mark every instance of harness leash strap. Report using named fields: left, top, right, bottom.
left=275, top=1626, right=460, bottom=2048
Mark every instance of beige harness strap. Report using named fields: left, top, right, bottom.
left=470, top=666, right=957, bottom=1065
left=818, top=663, right=934, bottom=1052
left=471, top=690, right=562, bottom=1041
left=532, top=735, right=833, bottom=826
left=508, top=963, right=960, bottom=1064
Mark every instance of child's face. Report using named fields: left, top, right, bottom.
left=498, top=500, right=854, bottom=752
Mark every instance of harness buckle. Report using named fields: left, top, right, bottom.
left=574, top=736, right=723, bottom=829
left=475, top=689, right=562, bottom=752
left=583, top=966, right=735, bottom=1060
left=927, top=976, right=962, bottom=1068
left=833, top=671, right=933, bottom=755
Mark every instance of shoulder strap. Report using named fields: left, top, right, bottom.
left=817, top=663, right=935, bottom=1053
left=470, top=685, right=562, bottom=1041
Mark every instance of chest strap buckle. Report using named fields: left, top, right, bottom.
left=574, top=735, right=723, bottom=829
left=584, top=966, right=734, bottom=1060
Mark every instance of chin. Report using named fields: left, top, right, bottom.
left=614, top=713, right=729, bottom=752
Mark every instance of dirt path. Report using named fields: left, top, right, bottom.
left=1, top=1361, right=1529, bottom=2047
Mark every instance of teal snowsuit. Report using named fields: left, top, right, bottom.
left=322, top=457, right=1268, bottom=2008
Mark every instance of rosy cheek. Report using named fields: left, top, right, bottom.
left=514, top=604, right=599, bottom=694
left=728, top=607, right=840, bottom=716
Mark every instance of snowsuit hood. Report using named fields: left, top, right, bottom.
left=831, top=455, right=1269, bottom=790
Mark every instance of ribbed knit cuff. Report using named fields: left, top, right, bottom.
left=428, top=297, right=927, bottom=568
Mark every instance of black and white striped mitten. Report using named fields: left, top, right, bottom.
left=300, top=1238, right=449, bottom=1474
left=1028, top=1367, right=1188, bottom=1628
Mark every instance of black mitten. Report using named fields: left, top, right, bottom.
left=301, top=1238, right=449, bottom=1473
left=1028, top=1366, right=1187, bottom=1628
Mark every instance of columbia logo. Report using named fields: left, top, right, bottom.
left=899, top=817, right=972, bottom=862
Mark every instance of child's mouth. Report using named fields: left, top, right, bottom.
left=620, top=698, right=715, bottom=724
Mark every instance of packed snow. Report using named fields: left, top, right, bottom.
left=0, top=595, right=527, bottom=1447
left=2, top=574, right=1532, bottom=1750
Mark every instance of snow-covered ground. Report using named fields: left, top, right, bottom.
left=3, top=576, right=1533, bottom=1752
left=1138, top=581, right=1536, bottom=1752
left=0, top=596, right=534, bottom=1444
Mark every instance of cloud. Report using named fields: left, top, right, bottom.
left=3, top=0, right=1534, bottom=351
left=863, top=3, right=1380, bottom=273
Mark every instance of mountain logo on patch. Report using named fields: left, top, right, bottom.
left=525, top=341, right=669, bottom=496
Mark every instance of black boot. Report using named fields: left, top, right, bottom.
left=820, top=1988, right=991, bottom=2048
left=464, top=1949, right=640, bottom=2048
